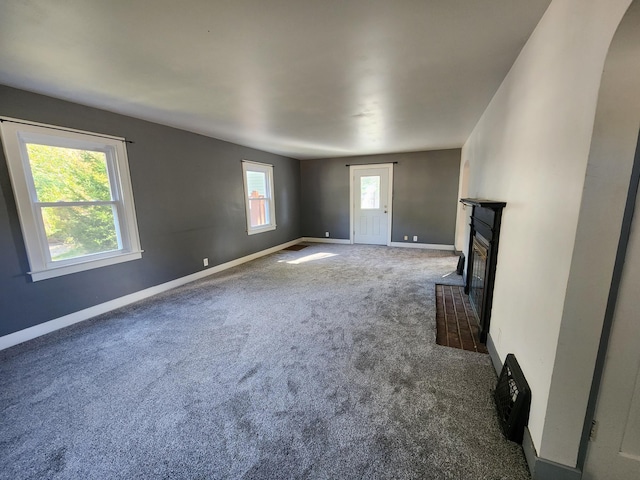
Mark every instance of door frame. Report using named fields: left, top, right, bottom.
left=349, top=163, right=394, bottom=245
left=579, top=130, right=640, bottom=471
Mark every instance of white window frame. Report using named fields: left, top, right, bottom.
left=0, top=118, right=142, bottom=281
left=242, top=160, right=276, bottom=235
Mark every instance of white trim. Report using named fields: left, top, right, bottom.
left=301, top=237, right=352, bottom=244
left=0, top=120, right=142, bottom=281
left=388, top=242, right=455, bottom=251
left=246, top=224, right=276, bottom=235
left=29, top=251, right=143, bottom=281
left=0, top=238, right=303, bottom=351
left=242, top=160, right=276, bottom=235
left=349, top=163, right=394, bottom=245
left=241, top=159, right=274, bottom=168
left=0, top=116, right=126, bottom=142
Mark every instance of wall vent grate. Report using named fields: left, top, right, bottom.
left=494, top=353, right=531, bottom=444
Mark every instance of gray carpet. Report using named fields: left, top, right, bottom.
left=0, top=244, right=531, bottom=479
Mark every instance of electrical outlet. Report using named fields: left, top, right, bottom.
left=325, top=231, right=329, bottom=237
left=203, top=258, right=209, bottom=267
left=403, top=235, right=408, bottom=241
left=413, top=236, right=418, bottom=242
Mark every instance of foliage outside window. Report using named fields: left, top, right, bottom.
left=360, top=175, right=381, bottom=209
left=0, top=119, right=142, bottom=281
left=242, top=160, right=276, bottom=235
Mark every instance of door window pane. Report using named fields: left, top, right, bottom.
left=361, top=176, right=380, bottom=209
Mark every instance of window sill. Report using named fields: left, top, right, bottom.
left=28, top=250, right=143, bottom=281
left=247, top=225, right=276, bottom=235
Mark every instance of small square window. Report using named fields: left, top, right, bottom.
left=0, top=119, right=142, bottom=281
left=242, top=160, right=276, bottom=235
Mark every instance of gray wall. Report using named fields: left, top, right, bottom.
left=0, top=85, right=301, bottom=337
left=300, top=149, right=461, bottom=244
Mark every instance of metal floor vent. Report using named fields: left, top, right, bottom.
left=494, top=353, right=531, bottom=444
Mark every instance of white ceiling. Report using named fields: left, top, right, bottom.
left=0, top=0, right=551, bottom=159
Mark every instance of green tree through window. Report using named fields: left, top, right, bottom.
left=27, top=144, right=119, bottom=260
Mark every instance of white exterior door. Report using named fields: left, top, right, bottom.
left=583, top=186, right=640, bottom=479
left=352, top=166, right=391, bottom=245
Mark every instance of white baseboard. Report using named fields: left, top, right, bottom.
left=389, top=242, right=455, bottom=251
left=301, top=239, right=454, bottom=250
left=0, top=238, right=303, bottom=351
left=302, top=237, right=352, bottom=244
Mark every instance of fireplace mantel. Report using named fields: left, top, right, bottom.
left=460, top=198, right=506, bottom=343
left=460, top=198, right=507, bottom=210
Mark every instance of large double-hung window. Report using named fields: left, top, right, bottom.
left=0, top=118, right=142, bottom=281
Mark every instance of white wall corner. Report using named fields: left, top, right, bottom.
left=460, top=0, right=633, bottom=466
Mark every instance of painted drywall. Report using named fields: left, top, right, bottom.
left=454, top=160, right=470, bottom=251
left=458, top=0, right=632, bottom=467
left=300, top=157, right=351, bottom=239
left=542, top=0, right=640, bottom=467
left=0, top=85, right=301, bottom=337
left=300, top=150, right=460, bottom=245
